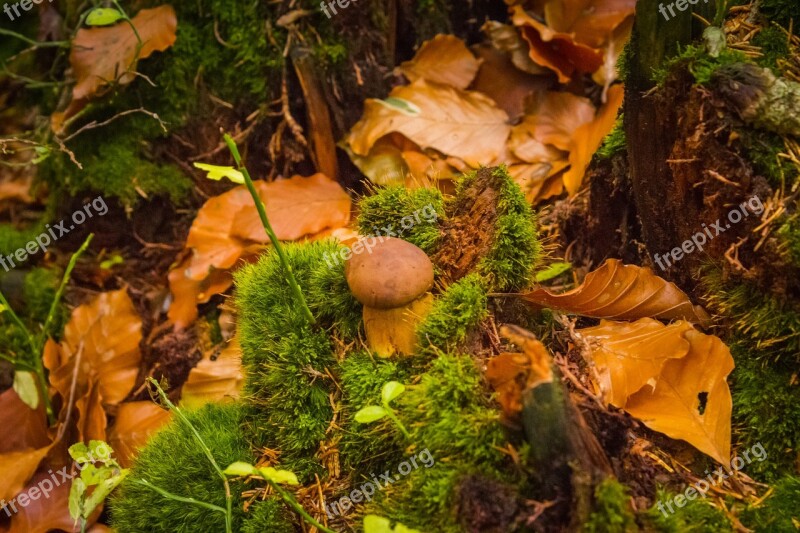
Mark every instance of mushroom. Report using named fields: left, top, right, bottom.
left=344, top=237, right=434, bottom=357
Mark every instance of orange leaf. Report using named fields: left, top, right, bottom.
left=397, top=34, right=481, bottom=90
left=346, top=79, right=510, bottom=166
left=107, top=401, right=171, bottom=468
left=0, top=447, right=52, bottom=502
left=510, top=91, right=596, bottom=154
left=65, top=6, right=177, bottom=113
left=578, top=319, right=694, bottom=407
left=562, top=83, right=623, bottom=194
left=543, top=0, right=636, bottom=49
left=511, top=5, right=603, bottom=83
left=518, top=258, right=710, bottom=324
left=181, top=338, right=244, bottom=409
left=7, top=469, right=80, bottom=533
left=48, top=289, right=142, bottom=407
left=75, top=379, right=108, bottom=443
left=592, top=323, right=735, bottom=464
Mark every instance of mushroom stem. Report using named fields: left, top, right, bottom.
left=363, top=293, right=434, bottom=357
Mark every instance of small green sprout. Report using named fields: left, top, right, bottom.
left=354, top=381, right=410, bottom=438
left=68, top=440, right=129, bottom=533
left=192, top=163, right=244, bottom=184
left=223, top=461, right=334, bottom=533
left=535, top=261, right=572, bottom=283
left=363, top=514, right=421, bottom=533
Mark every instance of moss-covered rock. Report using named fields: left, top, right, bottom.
left=110, top=402, right=255, bottom=532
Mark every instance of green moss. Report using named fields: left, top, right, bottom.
left=110, top=402, right=254, bottom=532
left=729, top=342, right=800, bottom=482
left=644, top=488, right=733, bottom=532
left=235, top=241, right=351, bottom=480
left=0, top=221, right=46, bottom=258
left=357, top=186, right=445, bottom=255
left=308, top=244, right=363, bottom=339
left=597, top=115, right=626, bottom=159
left=652, top=44, right=748, bottom=86
left=701, top=269, right=800, bottom=363
left=241, top=498, right=295, bottom=533
left=583, top=478, right=636, bottom=533
left=777, top=217, right=800, bottom=267
left=22, top=267, right=62, bottom=328
left=416, top=274, right=488, bottom=354
left=739, top=129, right=798, bottom=189
left=740, top=476, right=800, bottom=532
left=758, top=0, right=800, bottom=27
left=40, top=130, right=191, bottom=208
left=753, top=26, right=791, bottom=72
left=339, top=351, right=412, bottom=475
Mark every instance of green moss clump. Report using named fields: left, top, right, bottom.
left=110, top=402, right=254, bottom=532
left=22, top=267, right=61, bottom=328
left=236, top=241, right=353, bottom=479
left=740, top=476, right=800, bottom=532
left=597, top=115, right=626, bottom=159
left=584, top=478, right=637, bottom=533
left=738, top=129, right=798, bottom=189
left=702, top=269, right=800, bottom=363
left=241, top=498, right=295, bottom=533
left=308, top=245, right=363, bottom=339
left=652, top=45, right=748, bottom=86
left=357, top=186, right=445, bottom=255
left=339, top=351, right=411, bottom=475
left=777, top=217, right=800, bottom=267
left=643, top=488, right=733, bottom=532
left=758, top=0, right=800, bottom=27
left=0, top=221, right=46, bottom=258
left=729, top=342, right=800, bottom=482
left=367, top=354, right=512, bottom=531
left=753, top=26, right=791, bottom=71
left=417, top=273, right=488, bottom=354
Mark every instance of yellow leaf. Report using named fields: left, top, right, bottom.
left=346, top=79, right=510, bottom=166
left=397, top=35, right=481, bottom=90
left=518, top=258, right=710, bottom=324
left=181, top=338, right=244, bottom=409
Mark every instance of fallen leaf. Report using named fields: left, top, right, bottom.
left=7, top=469, right=76, bottom=533
left=181, top=338, right=244, bottom=409
left=510, top=92, right=596, bottom=154
left=582, top=320, right=734, bottom=464
left=543, top=0, right=636, bottom=49
left=107, top=401, right=171, bottom=468
left=578, top=319, right=694, bottom=406
left=0, top=447, right=52, bottom=502
left=397, top=35, right=481, bottom=90
left=346, top=79, right=511, bottom=166
left=517, top=258, right=710, bottom=324
left=75, top=379, right=107, bottom=443
left=62, top=6, right=177, bottom=122
left=481, top=21, right=549, bottom=76
left=167, top=173, right=351, bottom=327
left=562, top=83, right=624, bottom=194
left=511, top=5, right=603, bottom=83
left=46, top=289, right=142, bottom=407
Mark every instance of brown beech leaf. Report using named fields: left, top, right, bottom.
left=181, top=338, right=244, bottom=409
left=75, top=378, right=108, bottom=443
left=168, top=173, right=350, bottom=328
left=108, top=401, right=172, bottom=468
left=510, top=91, right=596, bottom=154
left=47, top=289, right=142, bottom=407
left=511, top=5, right=603, bottom=83
left=397, top=34, right=481, bottom=90
left=543, top=0, right=636, bottom=49
left=346, top=79, right=511, bottom=166
left=517, top=258, right=710, bottom=324
left=7, top=469, right=78, bottom=533
left=65, top=6, right=177, bottom=112
left=578, top=319, right=694, bottom=407
left=623, top=326, right=734, bottom=464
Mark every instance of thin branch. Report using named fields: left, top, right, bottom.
left=61, top=108, right=167, bottom=143
left=0, top=29, right=70, bottom=48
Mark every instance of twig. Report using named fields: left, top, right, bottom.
left=61, top=108, right=167, bottom=143
left=0, top=28, right=70, bottom=48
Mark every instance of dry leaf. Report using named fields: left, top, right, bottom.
left=168, top=173, right=351, bottom=327
left=543, top=0, right=636, bottom=49
left=582, top=320, right=734, bottom=464
left=562, top=83, right=623, bottom=194
left=55, top=6, right=177, bottom=128
left=397, top=35, right=481, bottom=90
left=481, top=21, right=549, bottom=75
left=517, top=258, right=710, bottom=324
left=181, top=338, right=244, bottom=409
left=346, top=79, right=511, bottom=166
left=7, top=469, right=78, bottom=533
left=511, top=91, right=596, bottom=153
left=47, top=288, right=142, bottom=407
left=75, top=378, right=108, bottom=443
left=108, top=401, right=172, bottom=468
left=578, top=319, right=694, bottom=407
left=511, top=5, right=603, bottom=83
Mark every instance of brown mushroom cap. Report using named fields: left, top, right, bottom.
left=344, top=237, right=434, bottom=309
